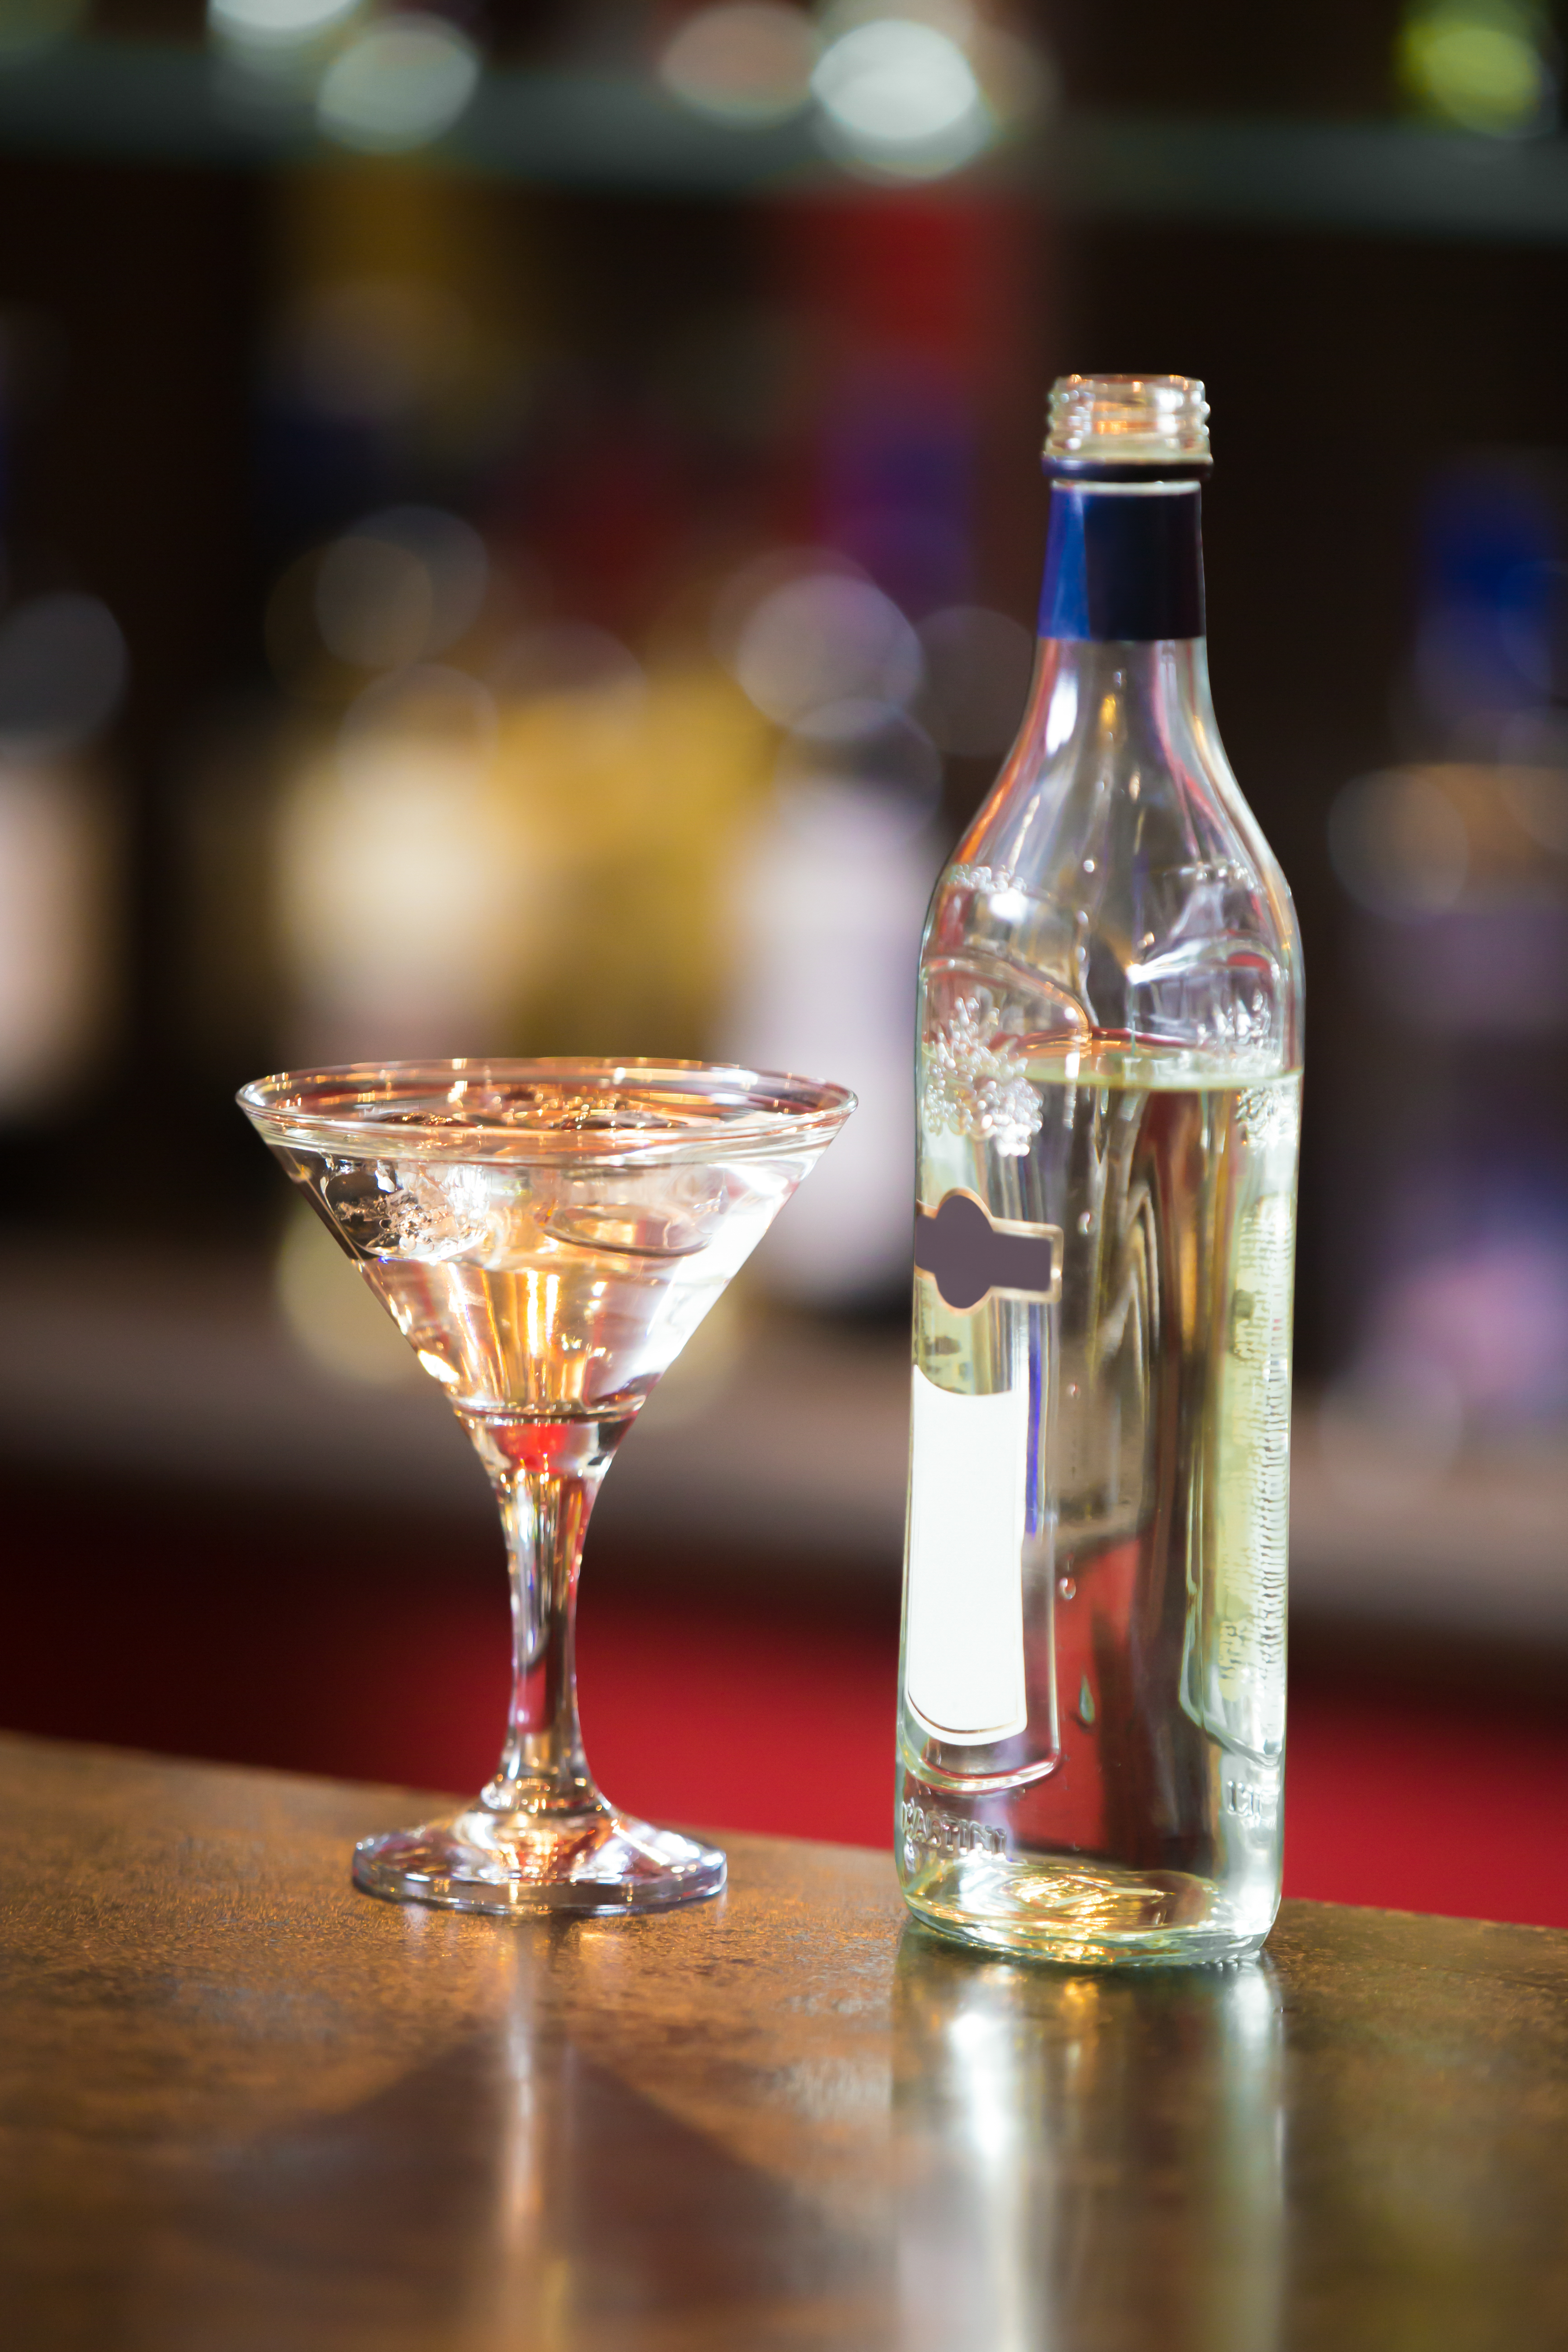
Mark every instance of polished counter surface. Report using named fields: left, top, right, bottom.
left=2, top=1731, right=1566, bottom=2349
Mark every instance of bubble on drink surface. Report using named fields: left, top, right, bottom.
left=372, top=1083, right=674, bottom=1136
left=496, top=1087, right=669, bottom=1132
left=318, top=1158, right=494, bottom=1261
left=921, top=994, right=1042, bottom=1156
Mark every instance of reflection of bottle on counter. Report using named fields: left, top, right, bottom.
left=897, top=376, right=1304, bottom=1966
left=893, top=1926, right=1284, bottom=2352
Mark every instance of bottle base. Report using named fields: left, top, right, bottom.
left=899, top=1849, right=1277, bottom=1969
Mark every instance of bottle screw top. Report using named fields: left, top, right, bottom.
left=1043, top=375, right=1211, bottom=476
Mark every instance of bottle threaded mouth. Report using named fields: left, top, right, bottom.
left=1044, top=374, right=1211, bottom=470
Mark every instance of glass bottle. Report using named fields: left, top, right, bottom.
left=896, top=375, right=1304, bottom=1965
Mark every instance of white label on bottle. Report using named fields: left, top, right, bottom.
left=904, top=1367, right=1028, bottom=1746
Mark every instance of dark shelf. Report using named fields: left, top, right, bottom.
left=1, top=40, right=1567, bottom=245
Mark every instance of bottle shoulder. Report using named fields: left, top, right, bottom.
left=923, top=642, right=1303, bottom=1074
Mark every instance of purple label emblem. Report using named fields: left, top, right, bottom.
left=914, top=1189, right=1062, bottom=1312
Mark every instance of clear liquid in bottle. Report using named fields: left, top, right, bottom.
left=897, top=376, right=1304, bottom=1965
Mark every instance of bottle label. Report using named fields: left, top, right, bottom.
left=915, top=1188, right=1061, bottom=1311
left=905, top=1366, right=1029, bottom=1745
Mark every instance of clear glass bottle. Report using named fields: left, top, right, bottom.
left=896, top=375, right=1304, bottom=1965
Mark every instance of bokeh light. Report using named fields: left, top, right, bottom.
left=276, top=665, right=529, bottom=1062
left=315, top=535, right=433, bottom=672
left=1398, top=0, right=1557, bottom=136
left=315, top=507, right=488, bottom=671
left=915, top=603, right=1035, bottom=755
left=723, top=771, right=939, bottom=1304
left=1329, top=769, right=1470, bottom=917
left=707, top=539, right=944, bottom=1306
left=659, top=2, right=818, bottom=124
left=316, top=14, right=481, bottom=154
left=721, top=558, right=923, bottom=724
left=208, top=0, right=361, bottom=53
left=811, top=12, right=991, bottom=178
left=0, top=594, right=127, bottom=755
left=0, top=765, right=115, bottom=1111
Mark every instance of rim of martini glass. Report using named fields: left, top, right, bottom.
left=238, top=1055, right=856, bottom=1166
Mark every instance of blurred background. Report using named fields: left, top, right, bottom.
left=0, top=0, right=1565, bottom=1922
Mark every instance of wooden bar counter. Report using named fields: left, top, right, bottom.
left=3, top=1731, right=1566, bottom=2349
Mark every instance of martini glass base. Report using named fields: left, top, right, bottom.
left=352, top=1802, right=727, bottom=1917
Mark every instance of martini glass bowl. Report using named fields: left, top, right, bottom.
left=239, top=1056, right=853, bottom=1916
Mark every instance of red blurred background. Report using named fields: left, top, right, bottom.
left=6, top=1463, right=1566, bottom=1928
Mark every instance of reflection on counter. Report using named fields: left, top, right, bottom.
left=893, top=1926, right=1283, bottom=2352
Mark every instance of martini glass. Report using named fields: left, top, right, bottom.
left=239, top=1056, right=853, bottom=1916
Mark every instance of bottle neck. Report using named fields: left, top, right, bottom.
left=1038, top=479, right=1205, bottom=643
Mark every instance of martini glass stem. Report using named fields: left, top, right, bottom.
left=490, top=1458, right=597, bottom=1812
left=462, top=1412, right=630, bottom=1818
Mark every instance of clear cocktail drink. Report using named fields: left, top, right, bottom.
left=241, top=1059, right=853, bottom=1915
